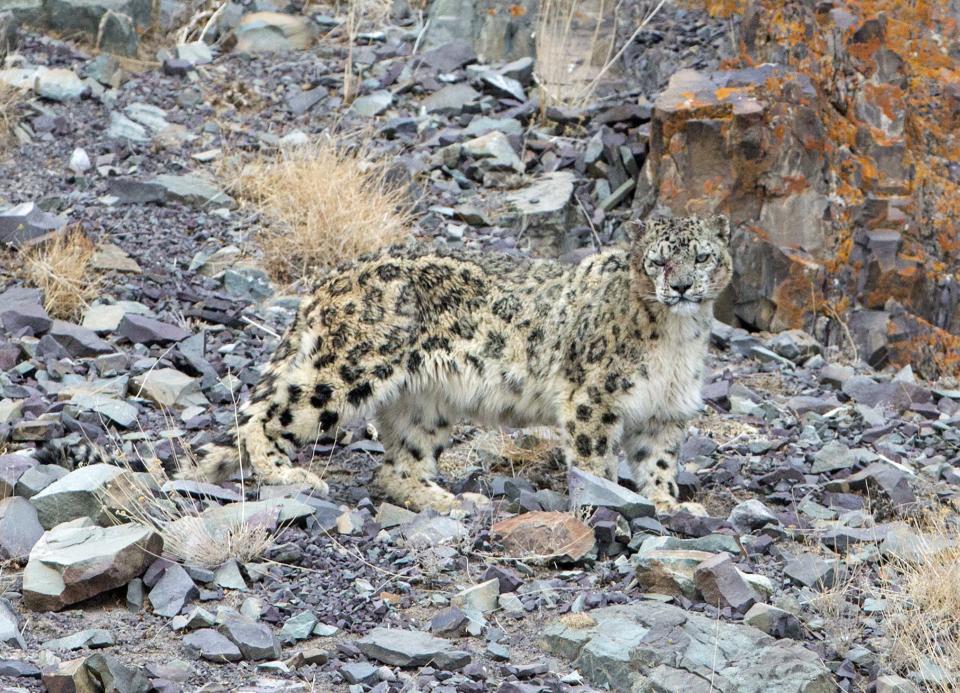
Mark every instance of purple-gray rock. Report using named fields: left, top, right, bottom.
left=0, top=202, right=67, bottom=247
left=118, top=314, right=190, bottom=345
left=693, top=553, right=759, bottom=613
left=1, top=301, right=52, bottom=335
left=48, top=320, right=114, bottom=357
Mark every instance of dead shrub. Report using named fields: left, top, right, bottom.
left=0, top=83, right=22, bottom=147
left=232, top=138, right=413, bottom=283
left=99, top=435, right=281, bottom=569
left=879, top=512, right=960, bottom=690
left=21, top=226, right=101, bottom=321
left=535, top=0, right=667, bottom=112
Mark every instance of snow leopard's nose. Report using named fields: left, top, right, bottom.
left=669, top=279, right=693, bottom=296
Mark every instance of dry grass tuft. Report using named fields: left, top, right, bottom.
left=806, top=561, right=867, bottom=656
left=21, top=226, right=101, bottom=321
left=0, top=83, right=23, bottom=148
left=99, top=432, right=281, bottom=569
left=231, top=138, right=413, bottom=283
left=535, top=0, right=667, bottom=112
left=880, top=512, right=960, bottom=690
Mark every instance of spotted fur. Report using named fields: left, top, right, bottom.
left=186, top=215, right=733, bottom=511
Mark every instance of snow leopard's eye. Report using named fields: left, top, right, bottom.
left=695, top=251, right=711, bottom=264
left=649, top=257, right=666, bottom=268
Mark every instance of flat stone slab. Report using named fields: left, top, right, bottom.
left=542, top=602, right=833, bottom=692
left=23, top=519, right=161, bottom=611
left=357, top=628, right=471, bottom=669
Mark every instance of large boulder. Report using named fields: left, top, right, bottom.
left=636, top=0, right=960, bottom=377
left=29, top=464, right=138, bottom=529
left=543, top=602, right=833, bottom=692
left=23, top=519, right=161, bottom=611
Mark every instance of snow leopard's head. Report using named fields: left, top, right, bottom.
left=632, top=215, right=733, bottom=314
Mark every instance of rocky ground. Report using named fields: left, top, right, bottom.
left=0, top=0, right=958, bottom=691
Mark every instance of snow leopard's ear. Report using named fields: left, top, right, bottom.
left=622, top=219, right=643, bottom=244
left=625, top=219, right=657, bottom=248
left=706, top=214, right=731, bottom=245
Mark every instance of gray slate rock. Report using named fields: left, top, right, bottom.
left=280, top=611, right=317, bottom=643
left=0, top=453, right=38, bottom=497
left=0, top=599, right=25, bottom=648
left=30, top=463, right=133, bottom=529
left=23, top=519, right=162, bottom=611
left=0, top=202, right=68, bottom=247
left=357, top=628, right=472, bottom=668
left=84, top=653, right=151, bottom=693
left=693, top=552, right=759, bottom=612
left=351, top=90, right=393, bottom=116
left=15, top=463, right=68, bottom=498
left=542, top=602, right=833, bottom=692
left=150, top=174, right=236, bottom=209
left=183, top=628, right=242, bottom=662
left=108, top=178, right=167, bottom=204
left=0, top=496, right=44, bottom=559
left=341, top=661, right=378, bottom=685
left=43, top=628, right=114, bottom=650
left=784, top=554, right=838, bottom=590
left=743, top=603, right=803, bottom=639
left=727, top=499, right=778, bottom=533
left=422, top=83, right=480, bottom=114
left=97, top=9, right=138, bottom=56
left=149, top=564, right=199, bottom=617
left=46, top=0, right=153, bottom=36
left=0, top=658, right=41, bottom=677
left=219, top=617, right=281, bottom=661
left=568, top=466, right=654, bottom=520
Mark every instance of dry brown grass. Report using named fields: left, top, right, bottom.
left=231, top=138, right=413, bottom=283
left=0, top=83, right=22, bottom=148
left=879, top=511, right=960, bottom=690
left=21, top=226, right=101, bottom=321
left=806, top=560, right=867, bottom=656
left=99, top=433, right=281, bottom=569
left=535, top=0, right=667, bottom=112
left=438, top=427, right=560, bottom=481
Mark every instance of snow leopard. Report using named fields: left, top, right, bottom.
left=188, top=215, right=733, bottom=511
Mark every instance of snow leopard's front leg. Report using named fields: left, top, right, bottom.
left=559, top=382, right=622, bottom=481
left=621, top=419, right=684, bottom=509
